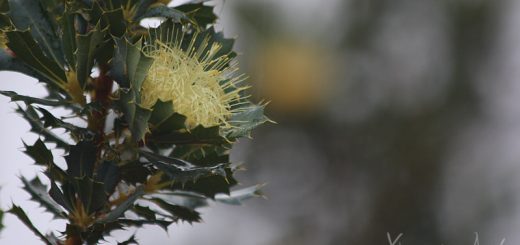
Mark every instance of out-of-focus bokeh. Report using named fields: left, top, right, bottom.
left=3, top=0, right=520, bottom=244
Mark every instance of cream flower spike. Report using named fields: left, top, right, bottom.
left=141, top=27, right=250, bottom=130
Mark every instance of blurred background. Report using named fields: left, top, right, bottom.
left=2, top=0, right=520, bottom=244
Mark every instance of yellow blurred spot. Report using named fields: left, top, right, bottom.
left=253, top=40, right=336, bottom=114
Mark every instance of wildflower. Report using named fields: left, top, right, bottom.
left=140, top=28, right=248, bottom=129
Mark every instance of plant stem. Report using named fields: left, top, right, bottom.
left=88, top=64, right=114, bottom=167
left=63, top=234, right=82, bottom=245
left=65, top=64, right=114, bottom=244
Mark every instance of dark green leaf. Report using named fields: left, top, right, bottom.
left=76, top=25, right=107, bottom=88
left=117, top=234, right=138, bottom=245
left=175, top=3, right=216, bottom=27
left=149, top=198, right=201, bottom=223
left=132, top=204, right=156, bottom=221
left=170, top=144, right=229, bottom=167
left=73, top=177, right=107, bottom=214
left=226, top=104, right=270, bottom=139
left=215, top=184, right=265, bottom=205
left=65, top=141, right=97, bottom=178
left=8, top=204, right=53, bottom=245
left=36, top=107, right=95, bottom=141
left=39, top=0, right=64, bottom=23
left=0, top=49, right=44, bottom=79
left=120, top=161, right=151, bottom=185
left=149, top=125, right=226, bottom=146
left=145, top=153, right=227, bottom=185
left=201, top=27, right=236, bottom=60
left=0, top=90, right=69, bottom=107
left=117, top=218, right=171, bottom=231
left=5, top=30, right=66, bottom=87
left=101, top=8, right=126, bottom=37
left=138, top=5, right=188, bottom=23
left=110, top=37, right=153, bottom=89
left=98, top=186, right=144, bottom=223
left=117, top=89, right=152, bottom=141
left=49, top=180, right=73, bottom=212
left=60, top=12, right=77, bottom=67
left=8, top=0, right=65, bottom=66
left=16, top=105, right=70, bottom=150
left=95, top=161, right=120, bottom=194
left=24, top=139, right=53, bottom=166
left=169, top=167, right=238, bottom=198
left=149, top=100, right=187, bottom=134
left=20, top=176, right=66, bottom=218
left=0, top=0, right=8, bottom=13
left=0, top=208, right=4, bottom=232
left=23, top=139, right=67, bottom=182
left=160, top=191, right=209, bottom=209
left=140, top=150, right=191, bottom=167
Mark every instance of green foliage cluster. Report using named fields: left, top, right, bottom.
left=0, top=0, right=268, bottom=244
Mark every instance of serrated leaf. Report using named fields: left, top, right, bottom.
left=0, top=208, right=3, bottom=232
left=144, top=152, right=227, bottom=185
left=73, top=177, right=107, bottom=214
left=36, top=107, right=95, bottom=141
left=8, top=0, right=65, bottom=66
left=170, top=144, right=229, bottom=167
left=120, top=161, right=151, bottom=185
left=8, top=204, right=53, bottom=245
left=132, top=204, right=156, bottom=221
left=226, top=104, right=270, bottom=139
left=39, top=0, right=64, bottom=23
left=140, top=150, right=192, bottom=168
left=117, top=234, right=138, bottom=245
left=117, top=89, right=152, bottom=141
left=44, top=232, right=61, bottom=245
left=202, top=27, right=236, bottom=59
left=0, top=90, right=69, bottom=107
left=110, top=37, right=153, bottom=89
left=138, top=5, right=188, bottom=22
left=76, top=25, right=107, bottom=88
left=95, top=161, right=120, bottom=194
left=215, top=184, right=265, bottom=205
left=24, top=138, right=53, bottom=165
left=16, top=105, right=70, bottom=150
left=149, top=100, right=187, bottom=134
left=0, top=49, right=44, bottom=79
left=23, top=139, right=67, bottom=182
left=20, top=176, right=66, bottom=218
left=169, top=167, right=238, bottom=198
left=153, top=190, right=208, bottom=209
left=60, top=12, right=77, bottom=67
left=65, top=141, right=97, bottom=178
left=148, top=124, right=226, bottom=146
left=117, top=218, right=171, bottom=231
left=175, top=3, right=216, bottom=27
left=5, top=30, right=66, bottom=87
left=149, top=198, right=201, bottom=223
left=101, top=8, right=126, bottom=37
left=98, top=186, right=145, bottom=223
left=49, top=180, right=73, bottom=212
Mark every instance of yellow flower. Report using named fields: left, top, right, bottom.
left=140, top=29, right=249, bottom=129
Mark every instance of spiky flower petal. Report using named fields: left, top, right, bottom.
left=141, top=29, right=248, bottom=129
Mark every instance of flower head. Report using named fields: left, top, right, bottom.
left=141, top=28, right=248, bottom=129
